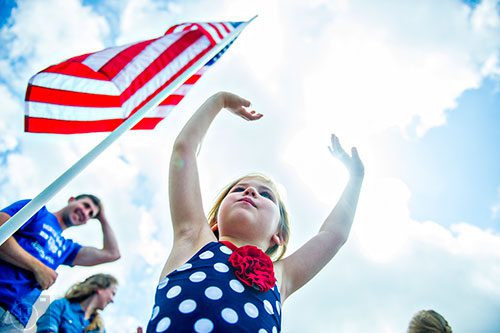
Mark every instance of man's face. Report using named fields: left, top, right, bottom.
left=63, top=197, right=99, bottom=227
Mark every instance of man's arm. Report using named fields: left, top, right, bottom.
left=72, top=208, right=120, bottom=266
left=0, top=212, right=58, bottom=289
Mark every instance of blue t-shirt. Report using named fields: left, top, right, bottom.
left=0, top=200, right=82, bottom=327
left=146, top=241, right=282, bottom=333
left=36, top=298, right=103, bottom=333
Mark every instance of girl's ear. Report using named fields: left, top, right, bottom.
left=271, top=234, right=282, bottom=246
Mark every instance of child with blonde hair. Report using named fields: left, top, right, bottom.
left=146, top=92, right=364, bottom=333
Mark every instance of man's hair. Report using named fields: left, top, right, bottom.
left=74, top=194, right=102, bottom=214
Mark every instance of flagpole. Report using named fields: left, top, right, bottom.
left=0, top=16, right=257, bottom=246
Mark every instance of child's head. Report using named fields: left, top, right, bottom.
left=407, top=309, right=452, bottom=333
left=207, top=173, right=290, bottom=261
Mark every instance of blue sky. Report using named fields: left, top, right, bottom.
left=0, top=1, right=499, bottom=332
left=379, top=77, right=500, bottom=230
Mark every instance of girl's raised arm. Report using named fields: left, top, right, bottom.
left=276, top=134, right=364, bottom=301
left=161, top=92, right=262, bottom=279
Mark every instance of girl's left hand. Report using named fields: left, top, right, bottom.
left=328, top=134, right=364, bottom=178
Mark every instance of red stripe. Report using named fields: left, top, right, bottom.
left=68, top=53, right=92, bottom=63
left=207, top=23, right=224, bottom=39
left=99, top=38, right=158, bottom=79
left=184, top=73, right=201, bottom=85
left=158, top=94, right=184, bottom=106
left=25, top=116, right=165, bottom=134
left=125, top=42, right=212, bottom=119
left=165, top=23, right=187, bottom=34
left=120, top=30, right=208, bottom=102
left=26, top=85, right=120, bottom=107
left=197, top=25, right=216, bottom=45
left=42, top=61, right=109, bottom=80
left=133, top=117, right=164, bottom=130
left=165, top=24, right=179, bottom=34
left=220, top=23, right=231, bottom=33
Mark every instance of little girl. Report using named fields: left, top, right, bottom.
left=146, top=92, right=364, bottom=333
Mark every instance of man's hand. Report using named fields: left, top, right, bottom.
left=31, top=261, right=58, bottom=290
left=96, top=203, right=106, bottom=222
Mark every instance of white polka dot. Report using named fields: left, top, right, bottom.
left=229, top=279, right=245, bottom=293
left=258, top=329, right=268, bottom=333
left=156, top=317, right=171, bottom=332
left=205, top=286, right=223, bottom=300
left=244, top=302, right=259, bottom=318
left=158, top=277, right=169, bottom=289
left=177, top=263, right=192, bottom=271
left=179, top=299, right=197, bottom=314
left=276, top=301, right=281, bottom=315
left=263, top=300, right=274, bottom=314
left=220, top=245, right=233, bottom=254
left=214, top=262, right=229, bottom=273
left=199, top=251, right=214, bottom=259
left=194, top=318, right=214, bottom=333
left=189, top=271, right=206, bottom=283
left=166, top=285, right=182, bottom=299
left=272, top=326, right=277, bottom=333
left=221, top=308, right=238, bottom=324
left=150, top=305, right=160, bottom=321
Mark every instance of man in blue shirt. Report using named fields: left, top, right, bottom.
left=0, top=194, right=121, bottom=331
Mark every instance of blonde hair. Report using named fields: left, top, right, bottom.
left=65, top=274, right=118, bottom=333
left=408, top=310, right=452, bottom=333
left=207, top=173, right=291, bottom=261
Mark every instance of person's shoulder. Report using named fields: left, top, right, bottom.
left=1, top=199, right=31, bottom=212
left=43, top=298, right=69, bottom=315
left=50, top=297, right=71, bottom=308
left=1, top=199, right=50, bottom=217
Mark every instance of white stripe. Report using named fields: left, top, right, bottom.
left=121, top=36, right=211, bottom=116
left=30, top=72, right=120, bottom=96
left=174, top=24, right=195, bottom=33
left=196, top=66, right=208, bottom=75
left=171, top=83, right=192, bottom=96
left=82, top=42, right=133, bottom=71
left=215, top=23, right=232, bottom=37
left=201, top=23, right=223, bottom=43
left=25, top=101, right=124, bottom=121
left=173, top=26, right=185, bottom=33
left=148, top=105, right=175, bottom=118
left=113, top=33, right=184, bottom=92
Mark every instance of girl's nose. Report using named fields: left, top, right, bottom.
left=243, top=187, right=257, bottom=197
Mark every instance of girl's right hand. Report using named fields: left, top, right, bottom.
left=218, top=91, right=263, bottom=121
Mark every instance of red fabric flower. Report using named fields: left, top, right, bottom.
left=228, top=245, right=276, bottom=292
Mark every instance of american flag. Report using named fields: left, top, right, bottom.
left=24, top=21, right=244, bottom=134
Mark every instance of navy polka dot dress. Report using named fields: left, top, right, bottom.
left=147, top=242, right=282, bottom=333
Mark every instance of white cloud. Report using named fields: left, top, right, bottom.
left=0, top=0, right=109, bottom=92
left=283, top=177, right=500, bottom=333
left=1, top=0, right=500, bottom=332
left=296, top=0, right=499, bottom=140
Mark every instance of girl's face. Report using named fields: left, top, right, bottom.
left=217, top=177, right=281, bottom=249
left=95, top=284, right=117, bottom=310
